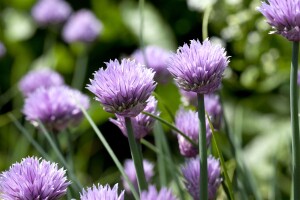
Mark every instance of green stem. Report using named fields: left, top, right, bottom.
left=202, top=5, right=212, bottom=40
left=66, top=129, right=74, bottom=173
left=291, top=41, right=300, bottom=200
left=78, top=104, right=139, bottom=199
left=125, top=117, right=148, bottom=193
left=38, top=121, right=82, bottom=192
left=153, top=122, right=167, bottom=187
left=142, top=111, right=197, bottom=146
left=197, top=93, right=208, bottom=200
left=72, top=51, right=88, bottom=90
left=8, top=113, right=51, bottom=161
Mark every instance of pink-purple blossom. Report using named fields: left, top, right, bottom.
left=258, top=0, right=300, bottom=41
left=141, top=185, right=178, bottom=200
left=80, top=184, right=124, bottom=200
left=87, top=59, right=156, bottom=117
left=175, top=108, right=212, bottom=157
left=110, top=96, right=159, bottom=139
left=0, top=157, right=70, bottom=200
left=63, top=9, right=102, bottom=43
left=19, top=68, right=64, bottom=97
left=31, top=0, right=71, bottom=26
left=168, top=39, right=229, bottom=94
left=122, top=159, right=154, bottom=193
left=132, top=45, right=172, bottom=84
left=181, top=156, right=222, bottom=200
left=23, top=86, right=90, bottom=132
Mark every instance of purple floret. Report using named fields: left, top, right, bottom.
left=258, top=0, right=300, bottom=41
left=168, top=39, right=229, bottom=94
left=132, top=45, right=172, bottom=84
left=63, top=9, right=102, bottom=43
left=110, top=96, right=159, bottom=139
left=23, top=85, right=90, bottom=132
left=87, top=58, right=156, bottom=117
left=32, top=0, right=71, bottom=26
left=0, top=157, right=70, bottom=200
left=19, top=68, right=64, bottom=97
left=181, top=156, right=222, bottom=200
left=175, top=108, right=212, bottom=157
left=141, top=185, right=178, bottom=200
left=80, top=184, right=124, bottom=200
left=122, top=159, right=154, bottom=193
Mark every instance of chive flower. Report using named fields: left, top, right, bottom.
left=131, top=45, right=172, bottom=84
left=23, top=86, right=90, bottom=132
left=180, top=90, right=222, bottom=128
left=181, top=156, right=222, bottom=200
left=168, top=39, right=229, bottom=94
left=258, top=0, right=300, bottom=41
left=0, top=157, right=70, bottom=200
left=31, top=0, right=71, bottom=26
left=87, top=59, right=156, bottom=117
left=141, top=185, right=178, bottom=200
left=19, top=68, right=64, bottom=97
left=122, top=159, right=154, bottom=193
left=63, top=9, right=102, bottom=43
left=80, top=184, right=124, bottom=200
left=175, top=108, right=212, bottom=157
left=110, top=96, right=159, bottom=139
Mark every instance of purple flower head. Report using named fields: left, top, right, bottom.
left=175, top=108, right=212, bottom=157
left=23, top=85, right=90, bottom=132
left=131, top=46, right=172, bottom=84
left=258, top=0, right=300, bottom=41
left=19, top=68, right=64, bottom=97
left=87, top=59, right=157, bottom=117
left=181, top=156, right=222, bottom=200
left=168, top=39, right=229, bottom=94
left=32, top=0, right=71, bottom=26
left=0, top=42, right=6, bottom=58
left=179, top=90, right=222, bottom=128
left=80, top=184, right=124, bottom=200
left=110, top=96, right=159, bottom=139
left=141, top=185, right=178, bottom=200
left=0, top=156, right=70, bottom=200
left=122, top=159, right=154, bottom=193
left=63, top=9, right=102, bottom=43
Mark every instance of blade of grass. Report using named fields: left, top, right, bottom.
left=142, top=111, right=197, bottom=147
left=206, top=113, right=235, bottom=200
left=8, top=113, right=51, bottom=161
left=38, top=121, right=82, bottom=192
left=77, top=102, right=139, bottom=200
left=153, top=122, right=167, bottom=187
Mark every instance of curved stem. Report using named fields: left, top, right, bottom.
left=125, top=117, right=148, bottom=193
left=291, top=41, right=300, bottom=200
left=197, top=94, right=208, bottom=200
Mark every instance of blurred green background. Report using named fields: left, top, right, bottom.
left=0, top=0, right=294, bottom=199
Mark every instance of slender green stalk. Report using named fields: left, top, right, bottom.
left=153, top=122, right=167, bottom=187
left=78, top=106, right=139, bottom=200
left=156, top=122, right=185, bottom=200
left=125, top=117, right=148, bottom=193
left=8, top=113, right=51, bottom=161
left=139, top=0, right=145, bottom=50
left=66, top=129, right=75, bottom=172
left=197, top=93, right=208, bottom=200
left=38, top=121, right=82, bottom=192
left=202, top=6, right=212, bottom=40
left=207, top=114, right=234, bottom=200
left=290, top=41, right=300, bottom=200
left=219, top=91, right=261, bottom=199
left=72, top=51, right=88, bottom=90
left=142, top=111, right=197, bottom=146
